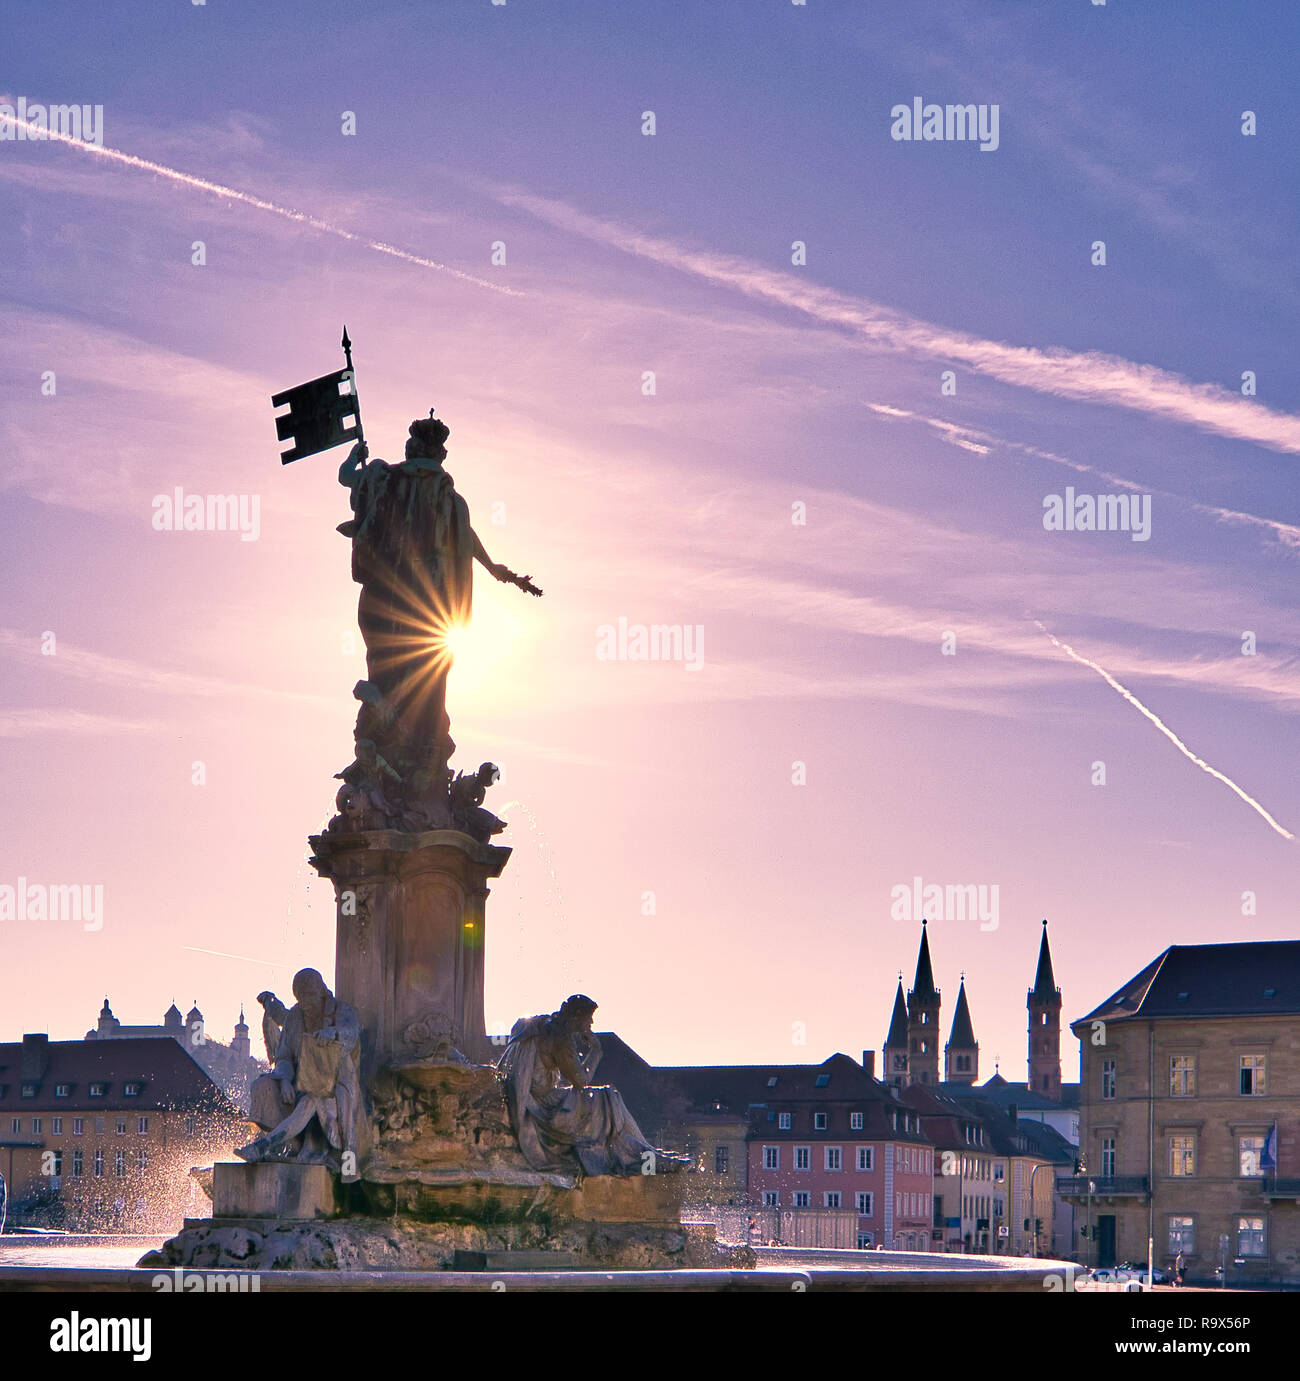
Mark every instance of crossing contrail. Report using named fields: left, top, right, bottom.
left=3, top=114, right=522, bottom=296
left=1035, top=621, right=1293, bottom=840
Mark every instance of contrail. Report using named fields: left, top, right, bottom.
left=1035, top=621, right=1293, bottom=840
left=3, top=114, right=521, bottom=296
left=182, top=945, right=289, bottom=970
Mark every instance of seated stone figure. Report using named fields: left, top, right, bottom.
left=237, top=968, right=362, bottom=1182
left=497, top=995, right=687, bottom=1177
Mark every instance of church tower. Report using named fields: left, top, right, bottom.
left=944, top=975, right=979, bottom=1084
left=231, top=1008, right=251, bottom=1062
left=906, top=919, right=941, bottom=1086
left=883, top=976, right=910, bottom=1086
left=1027, top=919, right=1062, bottom=1099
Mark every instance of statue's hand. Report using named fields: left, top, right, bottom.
left=279, top=1078, right=296, bottom=1106
left=496, top=567, right=543, bottom=597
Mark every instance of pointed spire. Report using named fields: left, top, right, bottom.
left=947, top=978, right=977, bottom=1048
left=1032, top=918, right=1058, bottom=1000
left=885, top=979, right=910, bottom=1047
left=910, top=918, right=939, bottom=1001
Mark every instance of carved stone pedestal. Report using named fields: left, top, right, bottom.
left=308, top=827, right=510, bottom=1077
left=211, top=1163, right=341, bottom=1221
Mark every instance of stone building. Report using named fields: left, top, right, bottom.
left=1059, top=940, right=1300, bottom=1285
left=0, top=1033, right=246, bottom=1232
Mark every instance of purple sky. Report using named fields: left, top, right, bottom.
left=3, top=3, right=1299, bottom=1081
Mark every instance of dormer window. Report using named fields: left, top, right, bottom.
left=55, top=1084, right=71, bottom=1098
left=89, top=1082, right=108, bottom=1098
left=814, top=1112, right=828, bottom=1131
left=123, top=1082, right=142, bottom=1097
left=20, top=1083, right=37, bottom=1098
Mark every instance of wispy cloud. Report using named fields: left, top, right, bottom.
left=493, top=185, right=1300, bottom=455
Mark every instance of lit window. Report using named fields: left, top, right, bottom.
left=856, top=1146, right=873, bottom=1171
left=1169, top=1135, right=1195, bottom=1177
left=778, top=1112, right=792, bottom=1130
left=795, top=1146, right=810, bottom=1170
left=1169, top=1055, right=1196, bottom=1097
left=1237, top=1216, right=1266, bottom=1257
left=1239, top=1135, right=1265, bottom=1177
left=1101, top=1060, right=1116, bottom=1100
left=825, top=1147, right=842, bottom=1171
left=1240, top=1056, right=1266, bottom=1096
left=1168, top=1216, right=1195, bottom=1255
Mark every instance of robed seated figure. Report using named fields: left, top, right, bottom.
left=497, top=995, right=687, bottom=1177
left=237, top=968, right=362, bottom=1182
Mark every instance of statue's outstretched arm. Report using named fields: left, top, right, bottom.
left=471, top=529, right=543, bottom=597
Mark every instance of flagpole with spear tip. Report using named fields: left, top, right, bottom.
left=341, top=324, right=364, bottom=448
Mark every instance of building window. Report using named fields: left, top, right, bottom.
left=763, top=1146, right=779, bottom=1171
left=1239, top=1135, right=1266, bottom=1177
left=856, top=1146, right=873, bottom=1171
left=114, top=1149, right=126, bottom=1177
left=52, top=1117, right=62, bottom=1135
left=54, top=1084, right=70, bottom=1098
left=73, top=1118, right=84, bottom=1136
left=72, top=1149, right=83, bottom=1178
left=856, top=1191, right=873, bottom=1215
left=1101, top=1060, right=1116, bottom=1100
left=89, top=1082, right=107, bottom=1098
left=762, top=1190, right=778, bottom=1207
left=32, top=1117, right=42, bottom=1134
left=793, top=1191, right=810, bottom=1208
left=777, top=1112, right=792, bottom=1130
left=184, top=1116, right=196, bottom=1136
left=858, top=1232, right=873, bottom=1248
left=850, top=1112, right=863, bottom=1130
left=795, top=1146, right=810, bottom=1170
left=20, top=1083, right=36, bottom=1098
left=825, top=1147, right=842, bottom=1172
left=115, top=1119, right=127, bottom=1135
left=1168, top=1216, right=1195, bottom=1255
left=1169, top=1135, right=1195, bottom=1177
left=9, top=1118, right=19, bottom=1134
left=824, top=1192, right=841, bottom=1209
left=1101, top=1137, right=1116, bottom=1178
left=1237, top=1216, right=1266, bottom=1257
left=123, top=1082, right=142, bottom=1097
left=138, top=1117, right=149, bottom=1135
left=714, top=1145, right=729, bottom=1175
left=94, top=1118, right=105, bottom=1134
left=1239, top=1055, right=1266, bottom=1096
left=1169, top=1055, right=1196, bottom=1097
left=93, top=1150, right=104, bottom=1178
left=813, top=1112, right=827, bottom=1131
left=49, top=1149, right=62, bottom=1178
left=136, top=1149, right=148, bottom=1173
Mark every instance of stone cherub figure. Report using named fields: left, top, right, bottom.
left=331, top=737, right=402, bottom=832
left=450, top=761, right=507, bottom=842
left=497, top=995, right=688, bottom=1177
left=238, top=969, right=362, bottom=1182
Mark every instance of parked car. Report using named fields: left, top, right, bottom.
left=1119, top=1261, right=1167, bottom=1284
